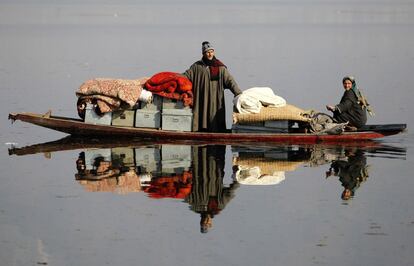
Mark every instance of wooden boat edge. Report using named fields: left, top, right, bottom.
left=8, top=112, right=407, bottom=143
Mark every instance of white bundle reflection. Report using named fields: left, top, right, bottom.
left=232, top=165, right=285, bottom=186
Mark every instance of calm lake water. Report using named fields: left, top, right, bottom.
left=1, top=1, right=414, bottom=266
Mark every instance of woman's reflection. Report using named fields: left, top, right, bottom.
left=185, top=146, right=239, bottom=233
left=326, top=148, right=370, bottom=200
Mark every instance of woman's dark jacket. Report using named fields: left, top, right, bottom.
left=333, top=89, right=367, bottom=128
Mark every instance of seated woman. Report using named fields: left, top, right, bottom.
left=326, top=76, right=367, bottom=129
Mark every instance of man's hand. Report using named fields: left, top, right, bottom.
left=326, top=105, right=335, bottom=112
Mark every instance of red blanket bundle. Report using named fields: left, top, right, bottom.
left=143, top=171, right=192, bottom=199
left=144, top=72, right=193, bottom=107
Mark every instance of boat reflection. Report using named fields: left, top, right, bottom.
left=9, top=137, right=406, bottom=232
left=74, top=145, right=237, bottom=233
left=232, top=144, right=405, bottom=201
left=75, top=144, right=195, bottom=197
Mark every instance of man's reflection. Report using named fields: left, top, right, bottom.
left=326, top=148, right=370, bottom=200
left=185, top=146, right=239, bottom=233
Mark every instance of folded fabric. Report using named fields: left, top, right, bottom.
left=144, top=72, right=193, bottom=107
left=233, top=93, right=262, bottom=114
left=76, top=77, right=149, bottom=113
left=234, top=87, right=287, bottom=114
left=308, top=112, right=347, bottom=135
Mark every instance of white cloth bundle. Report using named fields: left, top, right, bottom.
left=138, top=173, right=152, bottom=185
left=138, top=89, right=153, bottom=103
left=232, top=166, right=285, bottom=186
left=233, top=87, right=287, bottom=114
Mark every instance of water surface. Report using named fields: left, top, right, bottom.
left=1, top=1, right=414, bottom=266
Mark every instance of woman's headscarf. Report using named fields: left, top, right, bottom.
left=342, top=76, right=360, bottom=97
left=342, top=76, right=374, bottom=116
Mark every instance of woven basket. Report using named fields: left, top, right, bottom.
left=233, top=104, right=312, bottom=124
left=233, top=157, right=305, bottom=173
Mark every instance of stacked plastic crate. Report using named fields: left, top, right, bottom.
left=135, top=95, right=162, bottom=128
left=161, top=98, right=193, bottom=132
left=84, top=95, right=193, bottom=131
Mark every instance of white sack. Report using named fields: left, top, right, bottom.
left=234, top=87, right=287, bottom=114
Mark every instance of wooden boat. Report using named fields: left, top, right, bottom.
left=8, top=112, right=406, bottom=144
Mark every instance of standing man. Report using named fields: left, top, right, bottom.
left=183, top=41, right=242, bottom=132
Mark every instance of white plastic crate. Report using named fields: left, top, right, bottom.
left=161, top=159, right=191, bottom=174
left=161, top=145, right=192, bottom=161
left=111, top=147, right=135, bottom=167
left=161, top=109, right=193, bottom=132
left=111, top=109, right=135, bottom=127
left=161, top=145, right=192, bottom=174
left=84, top=148, right=112, bottom=170
left=162, top=98, right=189, bottom=109
left=135, top=109, right=161, bottom=128
left=84, top=103, right=112, bottom=125
left=135, top=147, right=161, bottom=173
